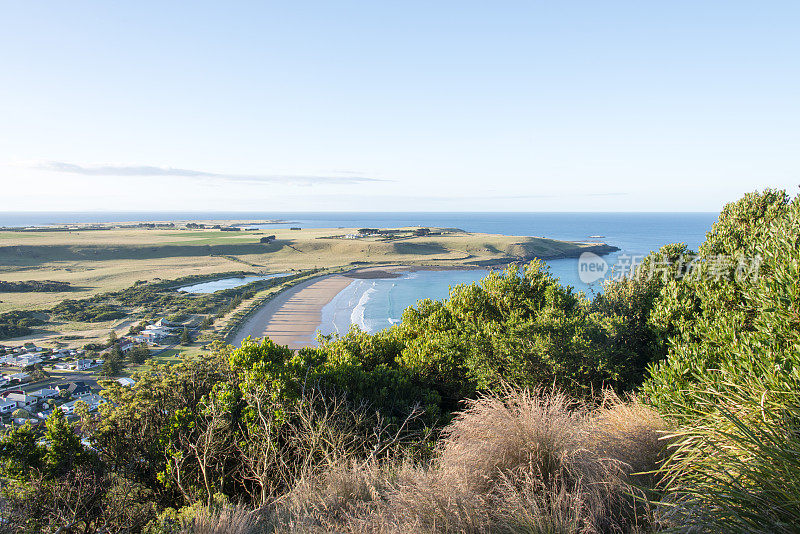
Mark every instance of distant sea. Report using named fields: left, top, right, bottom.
left=1, top=211, right=718, bottom=336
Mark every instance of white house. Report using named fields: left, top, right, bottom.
left=116, top=377, right=135, bottom=387
left=11, top=354, right=43, bottom=367
left=3, top=392, right=38, bottom=409
left=74, top=359, right=96, bottom=371
left=31, top=388, right=59, bottom=401
left=144, top=325, right=173, bottom=337
left=0, top=400, right=16, bottom=414
left=60, top=393, right=105, bottom=416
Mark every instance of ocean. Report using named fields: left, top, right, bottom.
left=306, top=213, right=718, bottom=335
left=1, top=211, right=718, bottom=336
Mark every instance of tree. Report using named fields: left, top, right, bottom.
left=180, top=326, right=191, bottom=345
left=108, top=330, right=118, bottom=346
left=644, top=189, right=799, bottom=416
left=43, top=408, right=85, bottom=477
left=102, top=352, right=122, bottom=376
left=128, top=344, right=151, bottom=365
left=11, top=408, right=31, bottom=420
left=0, top=422, right=44, bottom=479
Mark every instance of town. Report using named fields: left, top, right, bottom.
left=0, top=318, right=180, bottom=426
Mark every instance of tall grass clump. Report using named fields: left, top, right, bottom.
left=253, top=386, right=670, bottom=533
left=656, top=383, right=800, bottom=533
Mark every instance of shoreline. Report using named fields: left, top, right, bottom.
left=226, top=243, right=621, bottom=350
left=230, top=274, right=354, bottom=349
left=228, top=264, right=494, bottom=349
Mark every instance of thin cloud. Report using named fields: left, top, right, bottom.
left=490, top=192, right=629, bottom=199
left=37, top=161, right=384, bottom=185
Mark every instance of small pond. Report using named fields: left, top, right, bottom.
left=178, top=273, right=292, bottom=294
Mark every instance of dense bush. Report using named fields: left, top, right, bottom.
left=0, top=310, right=46, bottom=340
left=642, top=189, right=800, bottom=531
left=644, top=189, right=799, bottom=415
left=52, top=299, right=126, bottom=322
left=0, top=280, right=71, bottom=292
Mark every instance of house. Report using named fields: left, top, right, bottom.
left=31, top=388, right=59, bottom=401
left=74, top=359, right=96, bottom=371
left=3, top=391, right=38, bottom=409
left=154, top=318, right=178, bottom=328
left=116, top=377, right=135, bottom=387
left=55, top=381, right=93, bottom=398
left=5, top=372, right=30, bottom=384
left=11, top=354, right=43, bottom=367
left=118, top=339, right=134, bottom=353
left=54, top=359, right=97, bottom=371
left=133, top=325, right=173, bottom=344
left=0, top=400, right=16, bottom=415
left=60, top=393, right=105, bottom=416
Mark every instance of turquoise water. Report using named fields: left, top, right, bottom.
left=307, top=212, right=718, bottom=336
left=320, top=270, right=493, bottom=335
left=177, top=273, right=291, bottom=293
left=318, top=261, right=614, bottom=337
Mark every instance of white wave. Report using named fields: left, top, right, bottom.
left=350, top=282, right=377, bottom=331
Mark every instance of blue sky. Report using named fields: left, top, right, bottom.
left=1, top=1, right=798, bottom=211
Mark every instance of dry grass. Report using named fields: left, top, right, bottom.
left=181, top=504, right=264, bottom=534
left=185, top=387, right=670, bottom=534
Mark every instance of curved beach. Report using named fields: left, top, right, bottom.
left=231, top=274, right=354, bottom=348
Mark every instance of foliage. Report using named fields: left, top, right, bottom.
left=644, top=189, right=800, bottom=416
left=0, top=280, right=71, bottom=292
left=0, top=189, right=796, bottom=531
left=52, top=299, right=126, bottom=322
left=657, top=384, right=800, bottom=532
left=43, top=408, right=88, bottom=477
left=0, top=423, right=44, bottom=479
left=129, top=343, right=152, bottom=364
left=639, top=189, right=800, bottom=531
left=102, top=346, right=124, bottom=376
left=0, top=310, right=45, bottom=340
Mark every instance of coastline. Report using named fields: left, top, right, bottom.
left=226, top=243, right=622, bottom=350
left=230, top=274, right=354, bottom=349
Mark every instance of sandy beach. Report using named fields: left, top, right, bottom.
left=230, top=266, right=415, bottom=349
left=231, top=274, right=355, bottom=348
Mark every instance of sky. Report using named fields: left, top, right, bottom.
left=1, top=1, right=798, bottom=212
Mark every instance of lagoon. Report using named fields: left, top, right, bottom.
left=178, top=273, right=291, bottom=294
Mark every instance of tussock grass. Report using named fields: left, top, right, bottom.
left=656, top=385, right=800, bottom=533
left=183, top=387, right=669, bottom=534
left=181, top=505, right=263, bottom=534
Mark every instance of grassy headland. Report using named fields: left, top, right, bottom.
left=0, top=222, right=616, bottom=348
